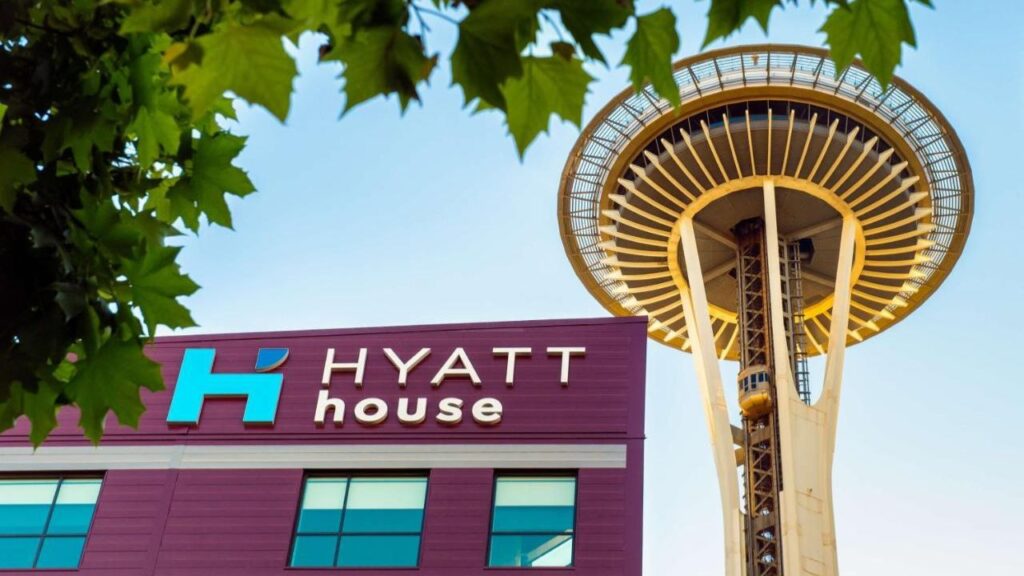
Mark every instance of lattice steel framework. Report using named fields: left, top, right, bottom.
left=735, top=220, right=783, bottom=576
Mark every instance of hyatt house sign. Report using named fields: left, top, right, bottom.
left=167, top=345, right=587, bottom=428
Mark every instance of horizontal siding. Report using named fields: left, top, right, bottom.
left=2, top=317, right=646, bottom=446
left=0, top=318, right=645, bottom=574
left=0, top=451, right=642, bottom=575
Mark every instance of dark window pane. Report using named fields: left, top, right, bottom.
left=0, top=505, right=51, bottom=535
left=290, top=477, right=426, bottom=568
left=51, top=479, right=101, bottom=536
left=0, top=480, right=57, bottom=535
left=489, top=534, right=573, bottom=567
left=36, top=536, right=85, bottom=569
left=342, top=509, right=424, bottom=533
left=47, top=504, right=97, bottom=535
left=0, top=537, right=39, bottom=568
left=296, top=509, right=342, bottom=534
left=291, top=535, right=337, bottom=567
left=337, top=535, right=420, bottom=567
left=492, top=506, right=575, bottom=533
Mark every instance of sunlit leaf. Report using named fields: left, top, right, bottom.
left=622, top=8, right=680, bottom=107
left=551, top=0, right=632, bottom=63
left=501, top=56, right=592, bottom=157
left=122, top=244, right=199, bottom=334
left=171, top=22, right=298, bottom=121
left=329, top=27, right=437, bottom=112
left=704, top=0, right=782, bottom=46
left=169, top=133, right=255, bottom=228
left=120, top=0, right=194, bottom=34
left=451, top=0, right=538, bottom=109
left=821, top=0, right=916, bottom=87
left=65, top=337, right=164, bottom=444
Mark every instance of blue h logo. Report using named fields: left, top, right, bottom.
left=167, top=348, right=289, bottom=425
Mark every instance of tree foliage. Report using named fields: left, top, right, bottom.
left=0, top=0, right=932, bottom=444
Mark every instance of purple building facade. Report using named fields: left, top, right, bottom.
left=0, top=317, right=646, bottom=575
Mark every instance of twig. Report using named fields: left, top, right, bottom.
left=540, top=11, right=565, bottom=42
left=410, top=3, right=460, bottom=26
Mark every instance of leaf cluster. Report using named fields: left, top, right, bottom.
left=0, top=0, right=931, bottom=445
left=0, top=0, right=251, bottom=443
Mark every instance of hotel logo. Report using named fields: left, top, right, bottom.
left=166, top=348, right=289, bottom=425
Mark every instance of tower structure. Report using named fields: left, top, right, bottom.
left=557, top=45, right=972, bottom=576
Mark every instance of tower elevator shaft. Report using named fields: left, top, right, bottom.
left=733, top=218, right=810, bottom=576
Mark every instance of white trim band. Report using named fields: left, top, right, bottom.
left=0, top=443, right=627, bottom=471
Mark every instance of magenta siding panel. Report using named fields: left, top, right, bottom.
left=1, top=317, right=646, bottom=575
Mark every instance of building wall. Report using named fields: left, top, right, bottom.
left=0, top=317, right=646, bottom=575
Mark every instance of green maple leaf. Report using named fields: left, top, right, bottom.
left=284, top=0, right=337, bottom=26
left=73, top=202, right=146, bottom=259
left=703, top=0, right=782, bottom=46
left=551, top=0, right=632, bottom=63
left=65, top=337, right=164, bottom=443
left=622, top=8, right=680, bottom=107
left=169, top=133, right=255, bottom=228
left=0, top=143, right=36, bottom=213
left=451, top=0, right=538, bottom=109
left=820, top=0, right=916, bottom=87
left=331, top=27, right=437, bottom=112
left=129, top=106, right=180, bottom=170
left=59, top=115, right=117, bottom=173
left=121, top=0, right=194, bottom=34
left=122, top=243, right=199, bottom=335
left=501, top=56, right=592, bottom=157
left=171, top=22, right=298, bottom=122
left=144, top=178, right=199, bottom=230
left=0, top=381, right=60, bottom=447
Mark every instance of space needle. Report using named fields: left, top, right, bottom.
left=558, top=45, right=972, bottom=576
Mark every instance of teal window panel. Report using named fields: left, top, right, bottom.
left=492, top=506, right=575, bottom=532
left=488, top=475, right=576, bottom=568
left=0, top=505, right=51, bottom=535
left=341, top=508, right=424, bottom=533
left=290, top=535, right=338, bottom=567
left=0, top=537, right=40, bottom=568
left=336, top=535, right=420, bottom=567
left=296, top=478, right=346, bottom=533
left=0, top=477, right=101, bottom=569
left=489, top=534, right=574, bottom=567
left=47, top=504, right=97, bottom=535
left=36, top=536, right=86, bottom=569
left=0, top=480, right=59, bottom=535
left=296, top=509, right=342, bottom=534
left=290, top=476, right=427, bottom=568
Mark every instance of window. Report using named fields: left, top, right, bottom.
left=0, top=477, right=102, bottom=569
left=290, top=476, right=427, bottom=568
left=488, top=475, right=577, bottom=568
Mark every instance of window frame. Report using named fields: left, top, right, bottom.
left=287, top=471, right=430, bottom=570
left=485, top=470, right=579, bottom=569
left=0, top=473, right=105, bottom=571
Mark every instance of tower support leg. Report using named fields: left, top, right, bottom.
left=679, top=216, right=746, bottom=576
left=762, top=180, right=857, bottom=576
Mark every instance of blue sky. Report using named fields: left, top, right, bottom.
left=168, top=1, right=1023, bottom=574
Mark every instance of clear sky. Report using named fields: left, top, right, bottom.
left=166, top=1, right=1023, bottom=574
